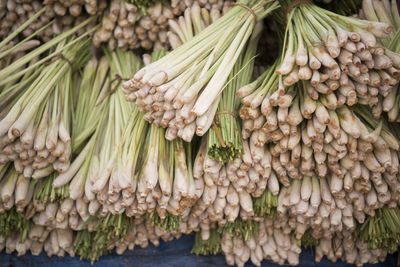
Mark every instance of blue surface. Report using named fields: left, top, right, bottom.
left=0, top=234, right=397, bottom=267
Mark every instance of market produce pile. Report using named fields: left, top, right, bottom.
left=2, top=0, right=400, bottom=266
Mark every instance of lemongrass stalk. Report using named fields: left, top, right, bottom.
left=207, top=22, right=260, bottom=162
left=124, top=1, right=279, bottom=141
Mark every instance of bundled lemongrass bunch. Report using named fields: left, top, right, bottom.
left=270, top=127, right=400, bottom=245
left=0, top=32, right=92, bottom=179
left=112, top=104, right=148, bottom=213
left=238, top=89, right=400, bottom=246
left=93, top=0, right=233, bottom=51
left=53, top=49, right=141, bottom=211
left=358, top=0, right=400, bottom=120
left=33, top=56, right=111, bottom=236
left=119, top=51, right=199, bottom=224
left=240, top=67, right=400, bottom=181
left=271, top=180, right=392, bottom=267
left=206, top=22, right=261, bottom=163
left=88, top=50, right=145, bottom=214
left=122, top=0, right=279, bottom=142
left=192, top=217, right=289, bottom=267
left=275, top=174, right=355, bottom=242
left=276, top=165, right=400, bottom=247
left=276, top=0, right=398, bottom=110
left=52, top=49, right=146, bottom=219
left=53, top=55, right=112, bottom=203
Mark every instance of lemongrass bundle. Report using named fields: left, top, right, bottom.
left=93, top=0, right=175, bottom=51
left=53, top=49, right=141, bottom=207
left=359, top=0, right=400, bottom=120
left=0, top=36, right=91, bottom=179
left=206, top=22, right=260, bottom=163
left=122, top=0, right=279, bottom=142
left=276, top=0, right=398, bottom=109
left=0, top=1, right=48, bottom=42
left=91, top=51, right=148, bottom=215
left=118, top=51, right=199, bottom=228
left=51, top=57, right=111, bottom=198
left=240, top=73, right=400, bottom=183
left=238, top=82, right=400, bottom=246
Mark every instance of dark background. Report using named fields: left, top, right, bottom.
left=0, top=234, right=397, bottom=267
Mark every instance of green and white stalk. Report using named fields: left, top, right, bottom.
left=0, top=36, right=90, bottom=179
left=207, top=21, right=261, bottom=163
left=123, top=0, right=279, bottom=142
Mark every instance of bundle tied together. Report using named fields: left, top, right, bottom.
left=45, top=53, right=73, bottom=68
left=97, top=74, right=129, bottom=106
left=233, top=3, right=258, bottom=22
left=284, top=0, right=312, bottom=24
